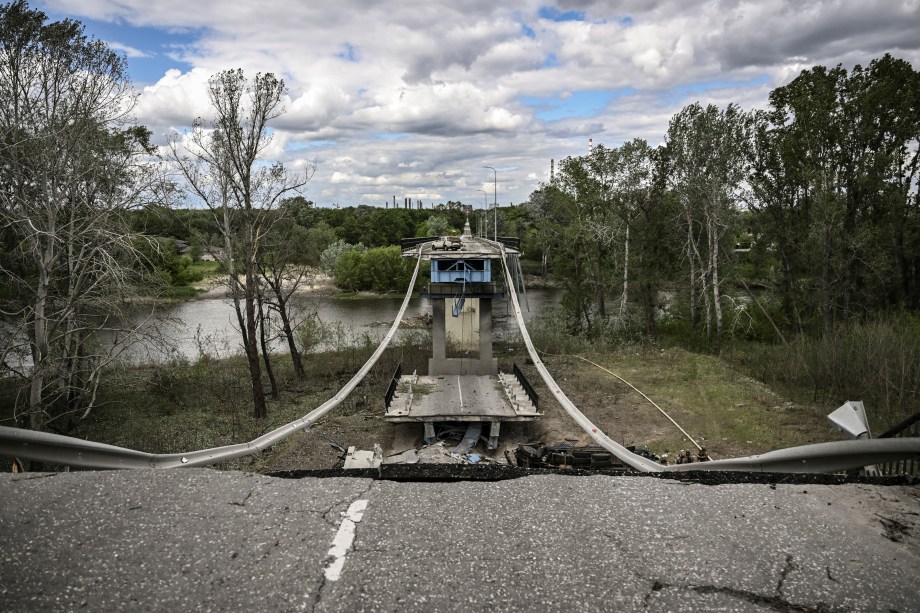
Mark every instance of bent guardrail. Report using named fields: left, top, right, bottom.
left=0, top=248, right=427, bottom=470
left=495, top=242, right=920, bottom=475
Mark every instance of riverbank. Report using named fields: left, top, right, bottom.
left=188, top=268, right=340, bottom=301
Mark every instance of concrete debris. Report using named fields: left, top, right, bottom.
left=343, top=446, right=383, bottom=470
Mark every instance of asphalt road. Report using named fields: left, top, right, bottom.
left=1, top=470, right=918, bottom=612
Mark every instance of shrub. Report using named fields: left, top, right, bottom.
left=727, top=313, right=920, bottom=430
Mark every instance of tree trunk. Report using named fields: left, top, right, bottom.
left=619, top=222, right=630, bottom=323
left=686, top=208, right=698, bottom=329
left=244, top=268, right=268, bottom=418
left=257, top=290, right=279, bottom=400
left=29, top=274, right=48, bottom=431
left=709, top=212, right=723, bottom=354
left=274, top=293, right=305, bottom=379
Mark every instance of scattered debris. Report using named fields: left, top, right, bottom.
left=343, top=445, right=383, bottom=469
left=514, top=442, right=622, bottom=469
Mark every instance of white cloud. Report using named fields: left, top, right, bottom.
left=41, top=0, right=920, bottom=206
left=107, top=40, right=151, bottom=58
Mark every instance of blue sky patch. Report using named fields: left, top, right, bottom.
left=288, top=139, right=336, bottom=151
left=538, top=6, right=585, bottom=22
left=521, top=90, right=630, bottom=121
left=336, top=43, right=358, bottom=62
left=44, top=12, right=197, bottom=84
left=521, top=23, right=536, bottom=39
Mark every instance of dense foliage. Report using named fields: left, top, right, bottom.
left=522, top=54, right=920, bottom=349
left=0, top=1, right=159, bottom=431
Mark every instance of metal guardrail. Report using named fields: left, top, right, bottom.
left=497, top=244, right=920, bottom=474
left=400, top=237, right=438, bottom=252
left=496, top=236, right=520, bottom=251
left=0, top=248, right=428, bottom=470
left=878, top=412, right=920, bottom=475
left=512, top=362, right=539, bottom=409
left=384, top=364, right=402, bottom=412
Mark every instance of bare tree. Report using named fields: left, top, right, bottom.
left=0, top=1, right=163, bottom=432
left=169, top=69, right=310, bottom=418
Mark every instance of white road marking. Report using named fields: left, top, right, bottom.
left=323, top=499, right=369, bottom=581
left=457, top=375, right=463, bottom=411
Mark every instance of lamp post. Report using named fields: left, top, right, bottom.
left=483, top=165, right=497, bottom=241
left=476, top=189, right=487, bottom=238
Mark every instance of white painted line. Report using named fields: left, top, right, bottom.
left=457, top=376, right=463, bottom=411
left=323, top=499, right=369, bottom=582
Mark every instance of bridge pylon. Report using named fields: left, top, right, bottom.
left=387, top=235, right=540, bottom=449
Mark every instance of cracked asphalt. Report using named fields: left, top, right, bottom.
left=1, top=470, right=918, bottom=612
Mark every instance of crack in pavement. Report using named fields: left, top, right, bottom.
left=641, top=580, right=841, bottom=612
left=639, top=553, right=843, bottom=613
left=776, top=553, right=797, bottom=596
left=319, top=480, right=375, bottom=528
left=691, top=585, right=841, bottom=612
left=228, top=488, right=255, bottom=507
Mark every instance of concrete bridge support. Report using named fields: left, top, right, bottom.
left=428, top=297, right=497, bottom=376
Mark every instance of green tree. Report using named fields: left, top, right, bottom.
left=666, top=103, right=753, bottom=351
left=747, top=55, right=920, bottom=332
left=424, top=214, right=449, bottom=237
left=0, top=1, right=161, bottom=431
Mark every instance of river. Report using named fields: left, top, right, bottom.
left=119, top=288, right=563, bottom=364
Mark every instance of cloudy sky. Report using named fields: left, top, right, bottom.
left=38, top=0, right=920, bottom=208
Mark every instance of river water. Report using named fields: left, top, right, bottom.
left=122, top=288, right=563, bottom=364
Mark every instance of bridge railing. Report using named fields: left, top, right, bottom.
left=512, top=362, right=539, bottom=409
left=877, top=412, right=920, bottom=476
left=384, top=364, right=402, bottom=412
left=401, top=237, right=438, bottom=252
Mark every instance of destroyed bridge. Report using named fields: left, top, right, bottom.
left=1, top=224, right=919, bottom=475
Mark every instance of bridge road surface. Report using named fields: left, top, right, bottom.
left=2, top=470, right=919, bottom=612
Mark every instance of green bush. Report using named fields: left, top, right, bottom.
left=333, top=246, right=414, bottom=292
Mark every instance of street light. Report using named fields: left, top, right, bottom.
left=476, top=189, right=487, bottom=238
left=483, top=165, right=497, bottom=241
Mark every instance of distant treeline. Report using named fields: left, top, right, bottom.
left=130, top=199, right=468, bottom=258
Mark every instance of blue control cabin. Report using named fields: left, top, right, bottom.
left=430, top=258, right=491, bottom=284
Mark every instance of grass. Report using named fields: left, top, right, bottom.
left=513, top=343, right=830, bottom=459
left=1, top=312, right=847, bottom=470
left=188, top=260, right=221, bottom=277
left=0, top=331, right=431, bottom=472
